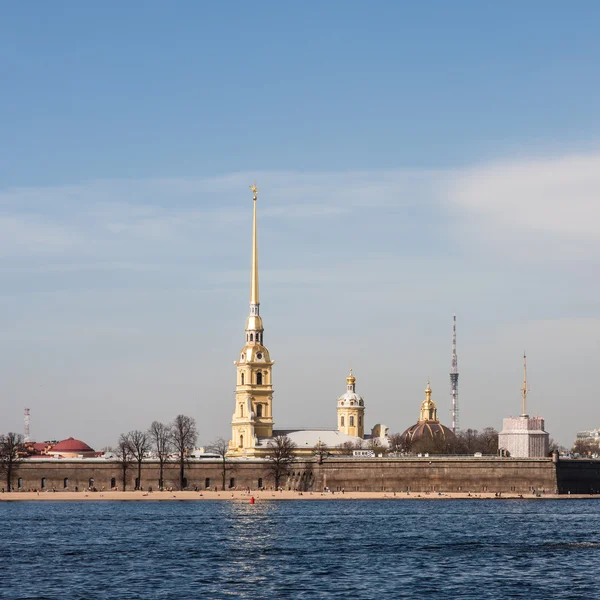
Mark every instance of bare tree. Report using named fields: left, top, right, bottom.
left=207, top=437, right=234, bottom=490
left=388, top=432, right=408, bottom=455
left=114, top=434, right=134, bottom=491
left=0, top=432, right=24, bottom=491
left=337, top=441, right=355, bottom=455
left=548, top=437, right=565, bottom=455
left=170, top=415, right=198, bottom=491
left=573, top=439, right=597, bottom=456
left=125, top=430, right=151, bottom=490
left=366, top=437, right=387, bottom=455
left=478, top=427, right=499, bottom=455
left=266, top=435, right=297, bottom=489
left=312, top=441, right=329, bottom=464
left=148, top=421, right=172, bottom=489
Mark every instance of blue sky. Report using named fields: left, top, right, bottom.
left=1, top=2, right=599, bottom=448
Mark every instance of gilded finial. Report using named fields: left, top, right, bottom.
left=250, top=182, right=258, bottom=200
left=346, top=368, right=356, bottom=385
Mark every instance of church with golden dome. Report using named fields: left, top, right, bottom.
left=401, top=381, right=454, bottom=449
left=226, top=185, right=452, bottom=457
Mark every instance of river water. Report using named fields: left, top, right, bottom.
left=0, top=499, right=598, bottom=599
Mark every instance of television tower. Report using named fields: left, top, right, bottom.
left=24, top=408, right=31, bottom=443
left=450, top=315, right=459, bottom=433
left=521, top=352, right=529, bottom=417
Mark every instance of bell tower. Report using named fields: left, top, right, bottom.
left=337, top=369, right=365, bottom=439
left=229, top=184, right=274, bottom=456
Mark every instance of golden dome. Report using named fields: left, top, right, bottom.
left=346, top=368, right=356, bottom=385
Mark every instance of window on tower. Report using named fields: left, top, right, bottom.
left=256, top=404, right=263, bottom=417
left=341, top=416, right=345, bottom=426
left=350, top=416, right=355, bottom=427
left=250, top=333, right=254, bottom=342
left=257, top=372, right=263, bottom=385
left=359, top=416, right=362, bottom=426
left=241, top=373, right=245, bottom=385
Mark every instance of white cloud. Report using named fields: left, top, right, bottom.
left=449, top=153, right=600, bottom=260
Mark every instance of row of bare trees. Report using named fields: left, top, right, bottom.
left=115, top=414, right=197, bottom=491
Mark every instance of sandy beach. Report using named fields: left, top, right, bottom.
left=1, top=490, right=597, bottom=501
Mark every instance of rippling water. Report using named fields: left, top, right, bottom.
left=0, top=499, right=599, bottom=599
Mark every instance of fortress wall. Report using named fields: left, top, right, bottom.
left=315, top=458, right=558, bottom=493
left=555, top=459, right=600, bottom=494
left=5, top=457, right=563, bottom=494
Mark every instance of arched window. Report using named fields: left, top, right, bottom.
left=256, top=404, right=263, bottom=417
left=89, top=478, right=95, bottom=489
left=241, top=373, right=245, bottom=385
left=110, top=477, right=116, bottom=489
left=350, top=416, right=355, bottom=427
left=240, top=404, right=243, bottom=417
left=250, top=333, right=254, bottom=342
left=17, top=477, right=23, bottom=490
left=205, top=478, right=210, bottom=489
left=63, top=478, right=69, bottom=489
left=41, top=477, right=46, bottom=489
left=341, top=416, right=345, bottom=426
left=258, top=477, right=263, bottom=489
left=257, top=372, right=263, bottom=385
left=240, top=435, right=244, bottom=447
left=229, top=477, right=235, bottom=489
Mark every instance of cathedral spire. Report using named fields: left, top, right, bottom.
left=250, top=183, right=259, bottom=308
left=245, top=184, right=264, bottom=341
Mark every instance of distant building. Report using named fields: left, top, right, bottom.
left=498, top=354, right=549, bottom=458
left=46, top=437, right=96, bottom=459
left=499, top=416, right=549, bottom=458
left=575, top=429, right=600, bottom=445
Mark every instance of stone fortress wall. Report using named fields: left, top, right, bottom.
left=8, top=457, right=600, bottom=494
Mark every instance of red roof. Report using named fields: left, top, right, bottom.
left=50, top=437, right=95, bottom=453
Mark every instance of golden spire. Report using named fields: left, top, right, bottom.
left=521, top=352, right=529, bottom=416
left=250, top=183, right=259, bottom=306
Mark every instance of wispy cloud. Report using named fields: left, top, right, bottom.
left=449, top=153, right=600, bottom=261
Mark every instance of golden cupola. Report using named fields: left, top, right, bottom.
left=418, top=381, right=438, bottom=423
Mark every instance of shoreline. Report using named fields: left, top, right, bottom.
left=1, top=490, right=598, bottom=502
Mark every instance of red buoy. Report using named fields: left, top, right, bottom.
left=250, top=496, right=255, bottom=504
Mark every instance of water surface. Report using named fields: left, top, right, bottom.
left=0, top=499, right=598, bottom=599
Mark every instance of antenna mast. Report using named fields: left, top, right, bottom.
left=521, top=352, right=529, bottom=417
left=24, top=408, right=31, bottom=443
left=450, top=314, right=459, bottom=433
